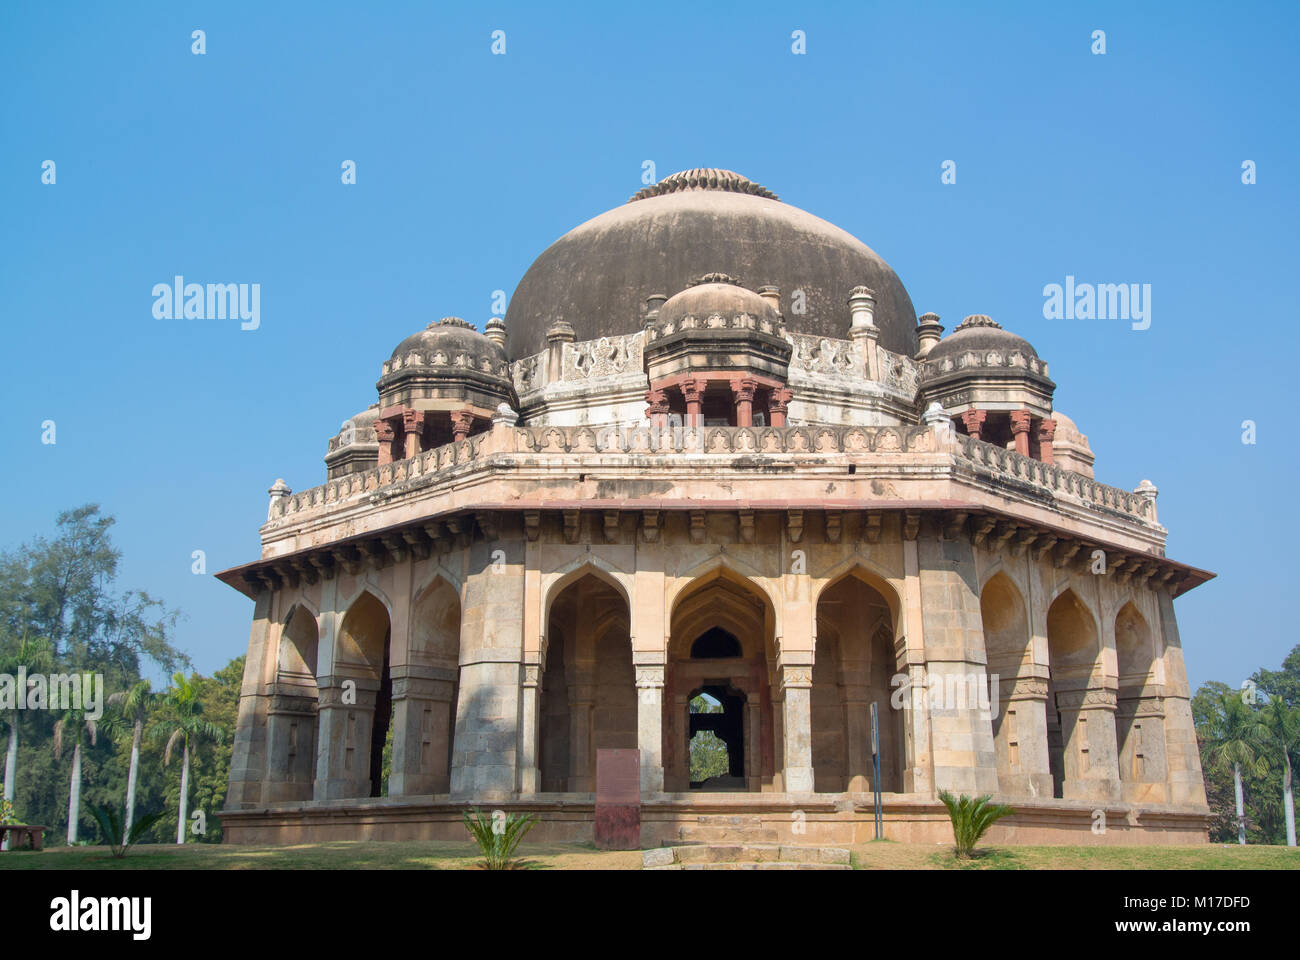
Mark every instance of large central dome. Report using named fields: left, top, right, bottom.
left=504, top=169, right=917, bottom=359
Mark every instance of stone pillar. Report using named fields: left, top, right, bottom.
left=1053, top=685, right=1121, bottom=802
left=374, top=418, right=396, bottom=466
left=779, top=661, right=814, bottom=793
left=960, top=409, right=986, bottom=442
left=389, top=667, right=456, bottom=796
left=635, top=664, right=665, bottom=794
left=450, top=539, right=526, bottom=800
left=1116, top=685, right=1169, bottom=803
left=226, top=590, right=275, bottom=808
left=1038, top=417, right=1057, bottom=465
left=1156, top=589, right=1207, bottom=805
left=451, top=409, right=474, bottom=443
left=757, top=285, right=781, bottom=315
left=313, top=676, right=381, bottom=800
left=848, top=286, right=881, bottom=380
left=1010, top=410, right=1032, bottom=456
left=485, top=316, right=507, bottom=350
left=568, top=683, right=596, bottom=792
left=517, top=660, right=543, bottom=796
left=916, top=313, right=944, bottom=358
left=995, top=676, right=1053, bottom=798
left=402, top=409, right=424, bottom=460
left=732, top=378, right=757, bottom=427
left=916, top=526, right=1000, bottom=795
left=840, top=672, right=871, bottom=792
left=645, top=388, right=669, bottom=427
left=263, top=693, right=318, bottom=802
left=770, top=388, right=792, bottom=428
left=681, top=379, right=706, bottom=427
left=545, top=319, right=574, bottom=383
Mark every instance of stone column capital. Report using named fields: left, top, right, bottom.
left=1009, top=410, right=1033, bottom=435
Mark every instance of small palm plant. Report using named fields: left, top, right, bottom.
left=938, top=790, right=1014, bottom=859
left=90, top=803, right=164, bottom=859
left=463, top=807, right=538, bottom=870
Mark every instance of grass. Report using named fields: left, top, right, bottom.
left=0, top=839, right=1295, bottom=870
left=849, top=841, right=1300, bottom=870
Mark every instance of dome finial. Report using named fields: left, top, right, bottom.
left=629, top=169, right=779, bottom=203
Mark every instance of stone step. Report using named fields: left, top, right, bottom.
left=645, top=862, right=852, bottom=870
left=677, top=815, right=781, bottom=843
left=642, top=843, right=852, bottom=869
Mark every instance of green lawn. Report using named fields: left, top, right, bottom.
left=0, top=839, right=1296, bottom=870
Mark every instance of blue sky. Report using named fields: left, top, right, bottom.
left=1, top=1, right=1296, bottom=690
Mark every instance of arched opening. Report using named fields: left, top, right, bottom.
left=1046, top=589, right=1099, bottom=799
left=337, top=591, right=393, bottom=798
left=538, top=573, right=634, bottom=792
left=666, top=569, right=777, bottom=792
left=812, top=571, right=902, bottom=793
left=267, top=604, right=320, bottom=801
left=980, top=573, right=1035, bottom=795
left=688, top=686, right=747, bottom=789
left=398, top=577, right=462, bottom=795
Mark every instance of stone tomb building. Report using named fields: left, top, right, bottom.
left=218, top=169, right=1212, bottom=845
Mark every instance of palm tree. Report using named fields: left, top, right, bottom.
left=106, top=679, right=154, bottom=834
left=151, top=673, right=225, bottom=844
left=53, top=707, right=98, bottom=844
left=1259, top=698, right=1299, bottom=847
left=0, top=635, right=55, bottom=827
left=1202, top=692, right=1268, bottom=844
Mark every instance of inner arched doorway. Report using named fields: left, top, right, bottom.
left=812, top=571, right=903, bottom=793
left=538, top=572, right=635, bottom=792
left=334, top=590, right=392, bottom=798
left=665, top=570, right=776, bottom=792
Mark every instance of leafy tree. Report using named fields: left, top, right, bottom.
left=151, top=673, right=226, bottom=844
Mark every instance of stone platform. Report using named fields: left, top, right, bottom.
left=219, top=792, right=1211, bottom=847
left=643, top=843, right=851, bottom=869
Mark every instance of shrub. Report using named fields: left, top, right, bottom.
left=463, top=807, right=538, bottom=870
left=89, top=803, right=164, bottom=859
left=938, top=790, right=1014, bottom=859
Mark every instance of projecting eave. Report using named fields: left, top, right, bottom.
left=214, top=499, right=1214, bottom=602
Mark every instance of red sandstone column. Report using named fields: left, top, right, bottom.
left=402, top=409, right=425, bottom=460
left=1010, top=410, right=1032, bottom=456
left=732, top=378, right=757, bottom=427
left=1038, top=417, right=1057, bottom=464
left=451, top=409, right=474, bottom=442
left=645, top=388, right=669, bottom=428
left=770, top=387, right=792, bottom=427
left=375, top=418, right=397, bottom=465
left=960, top=409, right=986, bottom=442
left=682, top=378, right=706, bottom=426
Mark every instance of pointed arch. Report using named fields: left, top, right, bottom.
left=811, top=557, right=904, bottom=631
left=542, top=557, right=633, bottom=636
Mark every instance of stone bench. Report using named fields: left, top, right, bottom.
left=0, top=825, right=47, bottom=851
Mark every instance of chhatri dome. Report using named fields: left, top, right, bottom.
left=218, top=165, right=1214, bottom=852
left=505, top=168, right=917, bottom=359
